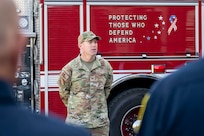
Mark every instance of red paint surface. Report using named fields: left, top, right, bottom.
left=40, top=2, right=201, bottom=118
left=90, top=6, right=196, bottom=56
left=47, top=6, right=80, bottom=70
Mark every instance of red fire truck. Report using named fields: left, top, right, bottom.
left=14, top=0, right=203, bottom=135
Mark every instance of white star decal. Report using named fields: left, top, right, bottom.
left=154, top=23, right=159, bottom=28
left=158, top=15, right=163, bottom=21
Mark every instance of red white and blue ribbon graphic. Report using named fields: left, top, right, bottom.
left=168, top=15, right=177, bottom=35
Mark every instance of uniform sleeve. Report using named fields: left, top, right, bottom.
left=57, top=66, right=72, bottom=107
left=104, top=62, right=113, bottom=99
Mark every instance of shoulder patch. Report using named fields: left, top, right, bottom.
left=62, top=71, right=69, bottom=80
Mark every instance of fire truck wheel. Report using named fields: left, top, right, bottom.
left=108, top=88, right=148, bottom=136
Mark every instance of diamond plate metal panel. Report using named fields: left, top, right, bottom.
left=14, top=0, right=33, bottom=33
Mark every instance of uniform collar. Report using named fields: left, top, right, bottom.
left=76, top=55, right=102, bottom=71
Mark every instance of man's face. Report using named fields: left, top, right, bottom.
left=80, top=39, right=98, bottom=56
left=0, top=0, right=26, bottom=82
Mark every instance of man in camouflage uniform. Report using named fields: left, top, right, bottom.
left=57, top=31, right=113, bottom=136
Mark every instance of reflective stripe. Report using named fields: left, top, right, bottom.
left=134, top=93, right=150, bottom=133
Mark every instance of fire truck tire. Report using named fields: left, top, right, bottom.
left=108, top=88, right=148, bottom=136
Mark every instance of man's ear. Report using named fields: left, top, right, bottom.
left=78, top=43, right=82, bottom=49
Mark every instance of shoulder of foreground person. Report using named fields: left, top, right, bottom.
left=137, top=59, right=204, bottom=136
left=1, top=106, right=91, bottom=136
left=150, top=58, right=204, bottom=95
left=34, top=112, right=91, bottom=136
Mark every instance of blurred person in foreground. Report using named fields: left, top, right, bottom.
left=137, top=58, right=204, bottom=136
left=0, top=0, right=90, bottom=135
left=58, top=31, right=113, bottom=136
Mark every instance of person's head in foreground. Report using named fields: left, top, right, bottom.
left=0, top=0, right=26, bottom=83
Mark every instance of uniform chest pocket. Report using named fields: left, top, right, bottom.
left=71, top=72, right=89, bottom=92
left=90, top=72, right=107, bottom=90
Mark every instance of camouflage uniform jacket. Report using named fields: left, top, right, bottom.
left=57, top=55, right=113, bottom=128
